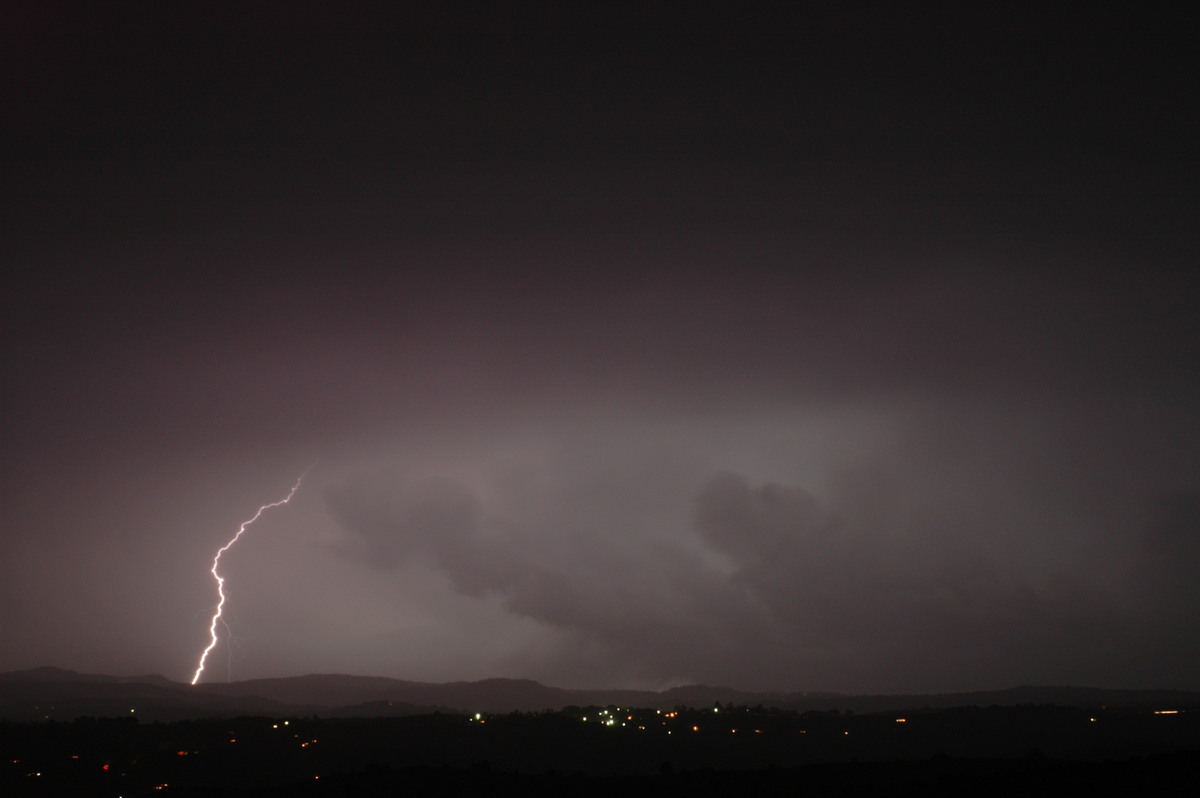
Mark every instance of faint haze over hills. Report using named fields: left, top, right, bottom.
left=3, top=667, right=1198, bottom=723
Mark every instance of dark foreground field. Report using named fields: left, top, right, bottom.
left=4, top=703, right=1197, bottom=796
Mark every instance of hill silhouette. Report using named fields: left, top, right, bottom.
left=3, top=667, right=1197, bottom=722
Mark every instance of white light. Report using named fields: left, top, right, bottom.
left=191, top=466, right=313, bottom=685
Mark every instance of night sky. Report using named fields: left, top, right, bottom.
left=4, top=3, right=1198, bottom=693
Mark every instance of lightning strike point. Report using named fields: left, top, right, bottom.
left=190, top=465, right=314, bottom=685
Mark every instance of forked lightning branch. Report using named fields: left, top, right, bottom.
left=191, top=467, right=313, bottom=685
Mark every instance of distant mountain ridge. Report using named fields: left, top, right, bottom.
left=2, top=667, right=1197, bottom=722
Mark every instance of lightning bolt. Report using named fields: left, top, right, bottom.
left=191, top=465, right=314, bottom=685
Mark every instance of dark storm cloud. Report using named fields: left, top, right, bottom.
left=325, top=474, right=482, bottom=571
left=1137, top=490, right=1200, bottom=606
left=694, top=471, right=1098, bottom=649
left=6, top=208, right=1197, bottom=690
left=320, top=433, right=1196, bottom=692
left=324, top=463, right=779, bottom=686
left=4, top=3, right=1198, bottom=693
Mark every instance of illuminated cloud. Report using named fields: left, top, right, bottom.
left=2, top=4, right=1196, bottom=693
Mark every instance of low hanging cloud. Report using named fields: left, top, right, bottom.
left=320, top=450, right=1175, bottom=692
left=324, top=464, right=776, bottom=686
left=693, top=471, right=1102, bottom=656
